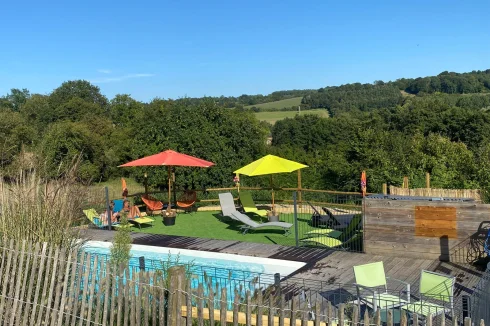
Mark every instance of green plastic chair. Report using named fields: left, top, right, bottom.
left=402, top=270, right=455, bottom=318
left=353, top=261, right=410, bottom=312
left=239, top=191, right=269, bottom=217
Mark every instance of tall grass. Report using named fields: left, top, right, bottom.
left=0, top=159, right=87, bottom=248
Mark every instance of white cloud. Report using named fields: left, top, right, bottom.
left=97, top=69, right=112, bottom=74
left=91, top=73, right=155, bottom=83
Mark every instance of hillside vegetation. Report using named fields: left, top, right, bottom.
left=245, top=97, right=303, bottom=110
left=254, top=109, right=328, bottom=124
left=3, top=69, right=490, bottom=199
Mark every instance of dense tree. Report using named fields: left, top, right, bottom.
left=0, top=110, right=36, bottom=167
left=3, top=69, right=490, bottom=197
left=49, top=80, right=108, bottom=112
left=39, top=121, right=106, bottom=181
left=301, top=83, right=403, bottom=115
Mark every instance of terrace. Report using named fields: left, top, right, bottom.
left=82, top=180, right=490, bottom=324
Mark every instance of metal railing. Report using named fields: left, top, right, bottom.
left=84, top=248, right=463, bottom=325
left=470, top=262, right=490, bottom=322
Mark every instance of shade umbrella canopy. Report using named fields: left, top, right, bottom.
left=119, top=150, right=214, bottom=168
left=119, top=150, right=214, bottom=211
left=233, top=155, right=307, bottom=176
left=234, top=155, right=308, bottom=210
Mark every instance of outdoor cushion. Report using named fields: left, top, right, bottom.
left=402, top=301, right=446, bottom=316
left=362, top=293, right=408, bottom=309
left=239, top=191, right=268, bottom=217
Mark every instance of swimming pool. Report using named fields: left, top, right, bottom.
left=83, top=241, right=305, bottom=301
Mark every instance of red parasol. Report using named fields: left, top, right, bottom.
left=119, top=150, right=214, bottom=211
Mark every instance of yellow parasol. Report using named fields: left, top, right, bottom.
left=233, top=155, right=308, bottom=210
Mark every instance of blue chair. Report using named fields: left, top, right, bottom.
left=113, top=199, right=124, bottom=213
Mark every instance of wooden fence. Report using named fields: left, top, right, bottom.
left=364, top=197, right=490, bottom=261
left=86, top=185, right=364, bottom=213
left=0, top=238, right=486, bottom=326
left=389, top=186, right=481, bottom=202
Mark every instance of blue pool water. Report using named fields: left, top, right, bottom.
left=82, top=242, right=290, bottom=305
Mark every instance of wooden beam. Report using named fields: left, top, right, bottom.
left=181, top=307, right=327, bottom=326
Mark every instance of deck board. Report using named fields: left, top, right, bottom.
left=81, top=228, right=485, bottom=300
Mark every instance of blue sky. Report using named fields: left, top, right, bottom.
left=1, top=0, right=489, bottom=101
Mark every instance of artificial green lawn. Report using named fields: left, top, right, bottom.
left=131, top=210, right=318, bottom=247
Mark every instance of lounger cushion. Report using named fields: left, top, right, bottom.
left=304, top=229, right=343, bottom=238
left=363, top=293, right=408, bottom=309
left=300, top=236, right=343, bottom=248
left=231, top=212, right=292, bottom=229
left=130, top=217, right=154, bottom=225
left=402, top=301, right=446, bottom=316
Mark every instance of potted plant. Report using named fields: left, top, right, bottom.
left=267, top=209, right=279, bottom=222
left=163, top=208, right=177, bottom=226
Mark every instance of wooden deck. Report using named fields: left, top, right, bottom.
left=82, top=229, right=486, bottom=301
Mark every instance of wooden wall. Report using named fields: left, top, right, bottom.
left=364, top=198, right=490, bottom=261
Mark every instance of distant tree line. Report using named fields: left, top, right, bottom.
left=2, top=68, right=490, bottom=198
left=0, top=81, right=268, bottom=189
left=301, top=70, right=490, bottom=115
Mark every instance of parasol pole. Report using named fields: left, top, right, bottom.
left=270, top=175, right=274, bottom=211
left=167, top=166, right=171, bottom=212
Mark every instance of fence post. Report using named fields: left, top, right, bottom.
left=403, top=176, right=409, bottom=189
left=105, top=186, right=112, bottom=231
left=139, top=256, right=146, bottom=271
left=274, top=273, right=281, bottom=297
left=382, top=183, right=387, bottom=195
left=293, top=192, right=299, bottom=247
left=168, top=265, right=186, bottom=326
left=426, top=172, right=431, bottom=189
left=462, top=295, right=471, bottom=319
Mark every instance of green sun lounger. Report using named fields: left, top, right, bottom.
left=402, top=270, right=455, bottom=318
left=239, top=191, right=268, bottom=217
left=304, top=214, right=362, bottom=238
left=301, top=231, right=361, bottom=249
left=83, top=208, right=131, bottom=230
left=128, top=216, right=155, bottom=230
left=353, top=261, right=410, bottom=312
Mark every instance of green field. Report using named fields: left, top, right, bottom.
left=244, top=97, right=303, bottom=110
left=254, top=109, right=329, bottom=124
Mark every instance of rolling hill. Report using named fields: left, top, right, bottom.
left=254, top=109, right=329, bottom=124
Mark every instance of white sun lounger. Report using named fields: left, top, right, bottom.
left=219, top=192, right=292, bottom=235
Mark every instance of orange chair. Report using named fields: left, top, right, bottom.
left=141, top=195, right=164, bottom=215
left=177, top=190, right=197, bottom=213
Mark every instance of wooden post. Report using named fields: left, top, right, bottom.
left=297, top=170, right=302, bottom=208
left=382, top=183, right=387, bottom=195
left=105, top=186, right=112, bottom=231
left=167, top=166, right=172, bottom=212
left=220, top=288, right=227, bottom=326
left=426, top=172, right=431, bottom=189
left=167, top=266, right=186, bottom=326
left=403, top=176, right=409, bottom=189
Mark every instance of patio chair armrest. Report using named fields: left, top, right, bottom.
left=353, top=283, right=376, bottom=295
left=386, top=277, right=411, bottom=302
